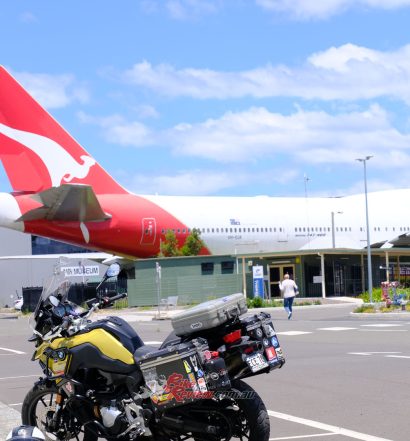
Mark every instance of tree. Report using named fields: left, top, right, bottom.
left=180, top=228, right=204, bottom=256
left=159, top=229, right=180, bottom=257
left=159, top=228, right=204, bottom=257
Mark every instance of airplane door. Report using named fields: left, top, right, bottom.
left=140, top=218, right=156, bottom=245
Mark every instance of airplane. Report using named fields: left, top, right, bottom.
left=0, top=65, right=409, bottom=259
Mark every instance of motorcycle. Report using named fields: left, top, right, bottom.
left=22, top=261, right=285, bottom=441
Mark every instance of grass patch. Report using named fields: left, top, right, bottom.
left=246, top=297, right=321, bottom=309
left=354, top=304, right=376, bottom=313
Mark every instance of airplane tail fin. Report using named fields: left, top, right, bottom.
left=0, top=66, right=127, bottom=194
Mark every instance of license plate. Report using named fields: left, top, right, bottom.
left=246, top=353, right=269, bottom=373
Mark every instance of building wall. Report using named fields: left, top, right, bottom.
left=127, top=256, right=242, bottom=307
left=0, top=227, right=107, bottom=307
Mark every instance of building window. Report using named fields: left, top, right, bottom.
left=221, top=261, right=234, bottom=274
left=201, top=262, right=214, bottom=274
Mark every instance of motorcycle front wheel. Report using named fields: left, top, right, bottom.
left=22, top=384, right=98, bottom=441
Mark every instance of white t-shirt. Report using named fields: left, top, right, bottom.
left=279, top=279, right=298, bottom=298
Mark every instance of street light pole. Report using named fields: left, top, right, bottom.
left=356, top=156, right=373, bottom=303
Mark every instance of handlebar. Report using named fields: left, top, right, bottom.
left=100, top=292, right=128, bottom=307
left=85, top=292, right=127, bottom=309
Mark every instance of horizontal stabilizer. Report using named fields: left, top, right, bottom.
left=18, top=184, right=111, bottom=222
left=386, top=232, right=410, bottom=248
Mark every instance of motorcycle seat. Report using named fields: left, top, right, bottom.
left=134, top=344, right=159, bottom=363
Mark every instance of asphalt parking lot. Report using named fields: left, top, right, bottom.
left=1, top=304, right=409, bottom=440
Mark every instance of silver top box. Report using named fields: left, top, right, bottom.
left=171, top=293, right=247, bottom=336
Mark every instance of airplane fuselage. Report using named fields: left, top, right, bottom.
left=1, top=189, right=409, bottom=258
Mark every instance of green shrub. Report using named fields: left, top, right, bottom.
left=251, top=296, right=264, bottom=308
left=359, top=286, right=410, bottom=303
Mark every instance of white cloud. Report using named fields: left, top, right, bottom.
left=82, top=105, right=410, bottom=168
left=167, top=105, right=410, bottom=165
left=255, top=0, right=410, bottom=20
left=140, top=0, right=220, bottom=20
left=125, top=167, right=298, bottom=195
left=77, top=111, right=153, bottom=147
left=128, top=170, right=237, bottom=195
left=15, top=71, right=89, bottom=109
left=135, top=104, right=160, bottom=119
left=123, top=44, right=410, bottom=104
left=20, top=11, right=38, bottom=23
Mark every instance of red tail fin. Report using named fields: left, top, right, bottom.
left=0, top=66, right=126, bottom=194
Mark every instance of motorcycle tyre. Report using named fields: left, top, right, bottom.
left=22, top=384, right=97, bottom=441
left=191, top=379, right=269, bottom=441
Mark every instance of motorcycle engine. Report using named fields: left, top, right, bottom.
left=100, top=399, right=150, bottom=439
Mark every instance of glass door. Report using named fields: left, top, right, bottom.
left=269, top=264, right=295, bottom=298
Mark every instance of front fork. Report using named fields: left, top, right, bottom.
left=48, top=392, right=64, bottom=432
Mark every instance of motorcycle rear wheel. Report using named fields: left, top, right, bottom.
left=22, top=384, right=97, bottom=441
left=165, top=379, right=270, bottom=441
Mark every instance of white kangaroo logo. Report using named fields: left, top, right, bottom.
left=0, top=123, right=96, bottom=187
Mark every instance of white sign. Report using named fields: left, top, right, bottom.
left=61, top=265, right=100, bottom=277
left=252, top=265, right=264, bottom=279
left=313, top=276, right=322, bottom=283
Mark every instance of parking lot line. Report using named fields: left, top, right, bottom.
left=0, top=347, right=25, bottom=355
left=269, top=433, right=337, bottom=440
left=385, top=355, right=410, bottom=359
left=0, top=375, right=38, bottom=381
left=267, top=410, right=394, bottom=441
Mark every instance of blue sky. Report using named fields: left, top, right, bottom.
left=2, top=0, right=410, bottom=197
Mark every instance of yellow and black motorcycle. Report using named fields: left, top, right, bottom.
left=22, top=261, right=285, bottom=441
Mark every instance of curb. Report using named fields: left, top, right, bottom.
left=0, top=402, right=21, bottom=439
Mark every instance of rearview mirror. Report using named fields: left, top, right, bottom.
left=105, top=263, right=120, bottom=278
left=49, top=295, right=60, bottom=307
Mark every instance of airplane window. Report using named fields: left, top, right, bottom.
left=161, top=229, right=165, bottom=234
left=212, top=228, right=215, bottom=233
left=230, top=228, right=232, bottom=233
left=234, top=228, right=237, bottom=233
left=274, top=228, right=277, bottom=232
left=349, top=227, right=351, bottom=231
left=177, top=229, right=180, bottom=234
left=345, top=227, right=347, bottom=232
left=248, top=228, right=250, bottom=232
left=319, top=227, right=322, bottom=232
left=172, top=229, right=175, bottom=233
left=216, top=228, right=219, bottom=233
left=385, top=227, right=388, bottom=231
left=239, top=228, right=242, bottom=232
left=252, top=228, right=255, bottom=233
left=280, top=227, right=283, bottom=232
left=328, top=227, right=330, bottom=232
left=269, top=228, right=272, bottom=232
left=303, top=228, right=305, bottom=232
left=393, top=227, right=395, bottom=231
left=256, top=228, right=259, bottom=233
left=207, top=228, right=210, bottom=233
left=188, top=228, right=191, bottom=232
left=336, top=227, right=339, bottom=232
left=295, top=228, right=297, bottom=232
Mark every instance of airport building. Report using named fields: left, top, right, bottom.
left=1, top=227, right=410, bottom=308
